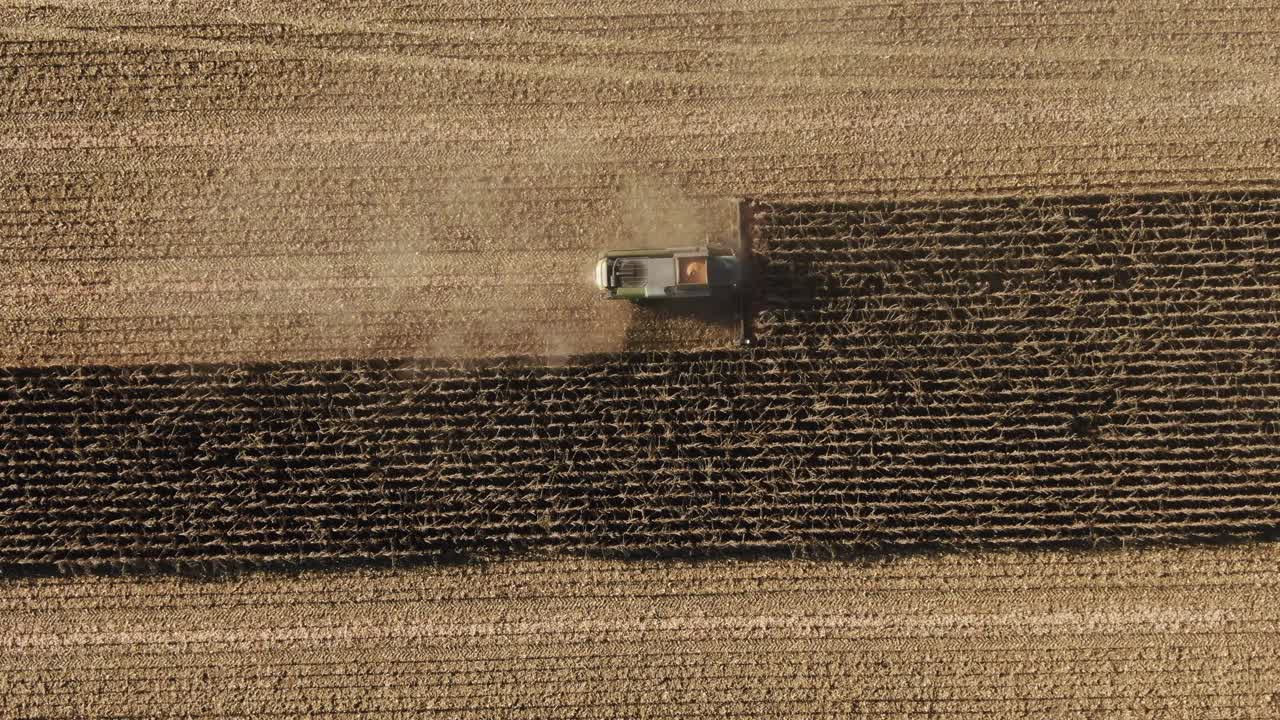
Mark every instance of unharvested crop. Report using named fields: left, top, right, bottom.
left=2, top=191, right=1276, bottom=575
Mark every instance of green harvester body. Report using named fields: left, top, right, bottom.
left=594, top=245, right=741, bottom=300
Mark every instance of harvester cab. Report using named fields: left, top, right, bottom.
left=594, top=245, right=740, bottom=301
left=594, top=199, right=758, bottom=346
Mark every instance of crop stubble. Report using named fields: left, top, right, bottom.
left=3, top=1, right=1280, bottom=365
left=2, top=3, right=1280, bottom=716
left=3, top=544, right=1279, bottom=719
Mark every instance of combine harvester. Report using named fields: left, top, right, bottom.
left=594, top=199, right=757, bottom=345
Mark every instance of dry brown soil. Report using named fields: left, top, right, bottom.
left=4, top=543, right=1279, bottom=719
left=2, top=2, right=1279, bottom=717
left=3, top=0, right=1280, bottom=364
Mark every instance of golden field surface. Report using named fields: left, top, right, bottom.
left=1, top=2, right=1279, bottom=718
left=3, top=0, right=1280, bottom=364
left=4, top=544, right=1279, bottom=719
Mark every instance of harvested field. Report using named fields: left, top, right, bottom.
left=3, top=1, right=1280, bottom=716
left=4, top=543, right=1280, bottom=719
left=2, top=191, right=1277, bottom=574
left=4, top=1, right=1280, bottom=365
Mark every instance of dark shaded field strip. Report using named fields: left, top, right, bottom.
left=1, top=189, right=1278, bottom=576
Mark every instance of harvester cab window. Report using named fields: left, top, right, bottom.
left=595, top=244, right=739, bottom=301
left=677, top=256, right=709, bottom=285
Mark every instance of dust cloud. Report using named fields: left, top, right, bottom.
left=92, top=131, right=741, bottom=367
left=617, top=176, right=733, bottom=250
